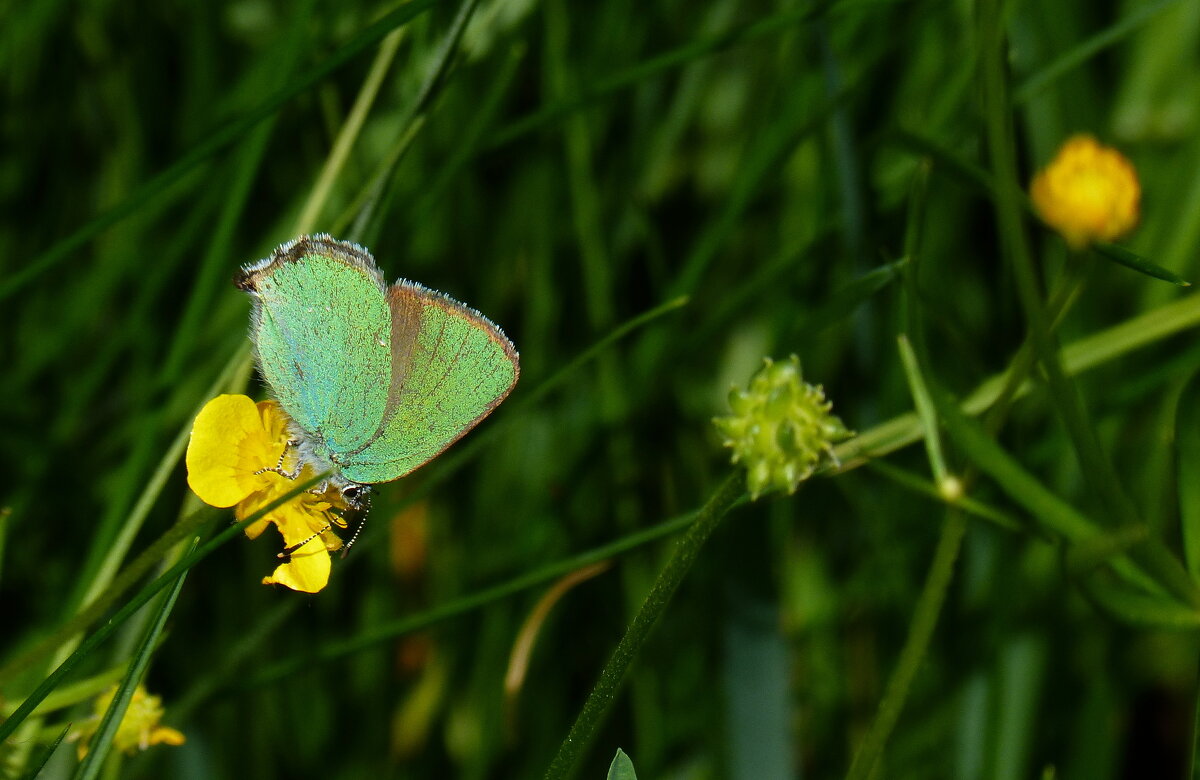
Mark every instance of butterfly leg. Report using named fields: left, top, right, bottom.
left=254, top=438, right=304, bottom=480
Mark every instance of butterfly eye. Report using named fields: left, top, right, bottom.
left=341, top=484, right=369, bottom=508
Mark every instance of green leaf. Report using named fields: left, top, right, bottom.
left=1093, top=241, right=1191, bottom=287
left=606, top=749, right=638, bottom=780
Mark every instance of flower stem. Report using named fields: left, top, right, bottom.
left=846, top=510, right=967, bottom=780
left=543, top=472, right=745, bottom=780
left=976, top=0, right=1139, bottom=529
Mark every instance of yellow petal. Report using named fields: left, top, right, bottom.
left=263, top=535, right=331, bottom=593
left=1030, top=135, right=1140, bottom=250
left=187, top=395, right=276, bottom=508
left=259, top=504, right=336, bottom=592
left=147, top=726, right=186, bottom=748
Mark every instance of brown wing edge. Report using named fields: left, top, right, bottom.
left=233, top=234, right=386, bottom=293
left=349, top=278, right=520, bottom=480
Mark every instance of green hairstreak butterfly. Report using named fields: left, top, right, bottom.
left=236, top=235, right=519, bottom=506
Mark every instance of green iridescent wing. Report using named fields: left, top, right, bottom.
left=338, top=280, right=520, bottom=484
left=238, top=236, right=393, bottom=456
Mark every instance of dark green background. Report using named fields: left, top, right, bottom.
left=3, top=0, right=1200, bottom=777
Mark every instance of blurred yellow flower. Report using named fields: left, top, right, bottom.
left=71, top=684, right=185, bottom=758
left=186, top=394, right=347, bottom=593
left=1030, top=134, right=1140, bottom=250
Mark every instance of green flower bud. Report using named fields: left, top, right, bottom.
left=713, top=356, right=851, bottom=499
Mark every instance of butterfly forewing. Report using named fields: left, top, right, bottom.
left=242, top=238, right=393, bottom=456
left=340, top=281, right=519, bottom=483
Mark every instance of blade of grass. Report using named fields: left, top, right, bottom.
left=72, top=540, right=193, bottom=780
left=293, top=26, right=407, bottom=234
left=889, top=129, right=1188, bottom=287
left=488, top=2, right=837, bottom=150
left=0, top=472, right=328, bottom=744
left=0, top=0, right=438, bottom=303
left=931, top=376, right=1200, bottom=608
left=837, top=292, right=1200, bottom=467
left=17, top=724, right=70, bottom=780
left=897, top=335, right=950, bottom=487
left=239, top=489, right=741, bottom=690
left=864, top=460, right=1020, bottom=531
left=544, top=473, right=745, bottom=780
left=929, top=381, right=1097, bottom=544
left=847, top=508, right=967, bottom=779
left=1012, top=0, right=1183, bottom=104
left=981, top=0, right=1140, bottom=530
left=355, top=0, right=486, bottom=247
left=1176, top=370, right=1200, bottom=578
left=847, top=336, right=966, bottom=779
left=1093, top=241, right=1191, bottom=287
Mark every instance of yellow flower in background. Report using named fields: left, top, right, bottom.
left=714, top=356, right=852, bottom=500
left=186, top=394, right=347, bottom=593
left=70, top=684, right=185, bottom=758
left=1030, top=134, right=1140, bottom=250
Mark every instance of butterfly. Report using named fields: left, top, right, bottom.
left=236, top=234, right=519, bottom=510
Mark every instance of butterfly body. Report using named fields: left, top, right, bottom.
left=237, top=235, right=519, bottom=498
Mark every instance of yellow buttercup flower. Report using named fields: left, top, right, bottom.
left=70, top=684, right=185, bottom=758
left=186, top=394, right=347, bottom=593
left=1030, top=134, right=1140, bottom=250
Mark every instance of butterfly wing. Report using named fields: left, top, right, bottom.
left=338, top=280, right=519, bottom=484
left=238, top=236, right=392, bottom=457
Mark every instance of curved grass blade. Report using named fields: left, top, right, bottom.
left=72, top=539, right=193, bottom=780
left=0, top=0, right=438, bottom=303
left=488, top=3, right=838, bottom=151
left=239, top=496, right=717, bottom=690
left=1093, top=240, right=1191, bottom=287
left=17, top=724, right=70, bottom=780
left=0, top=347, right=252, bottom=685
left=0, top=473, right=327, bottom=744
left=1076, top=573, right=1200, bottom=629
left=543, top=474, right=745, bottom=780
left=1013, top=0, right=1183, bottom=104
left=354, top=0, right=485, bottom=247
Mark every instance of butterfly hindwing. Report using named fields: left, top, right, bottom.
left=338, top=280, right=519, bottom=483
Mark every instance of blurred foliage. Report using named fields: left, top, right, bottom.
left=3, top=0, right=1200, bottom=778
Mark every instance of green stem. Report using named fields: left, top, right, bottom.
left=543, top=473, right=745, bottom=780
left=983, top=256, right=1089, bottom=437
left=976, top=0, right=1139, bottom=529
left=845, top=510, right=967, bottom=780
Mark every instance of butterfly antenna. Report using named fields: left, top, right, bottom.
left=339, top=489, right=371, bottom=559
left=340, top=513, right=367, bottom=559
